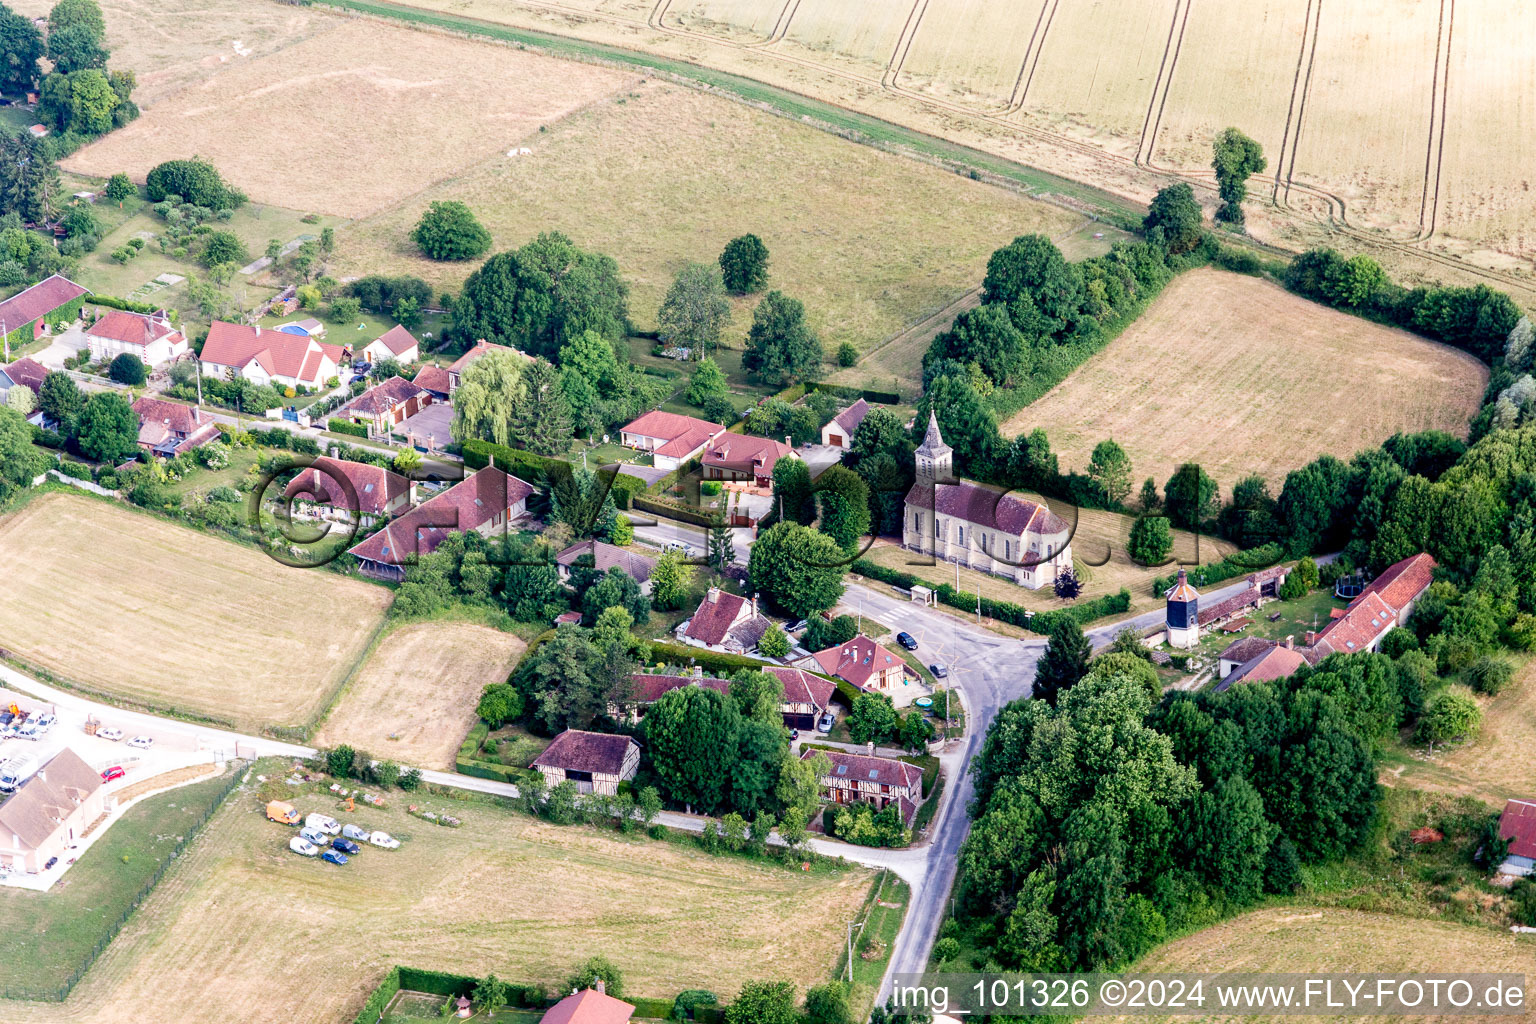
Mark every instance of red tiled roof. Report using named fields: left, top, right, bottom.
left=811, top=634, right=902, bottom=688
left=807, top=748, right=922, bottom=791
left=539, top=988, right=636, bottom=1024
left=768, top=666, right=836, bottom=712
left=1196, top=585, right=1261, bottom=626
left=131, top=396, right=201, bottom=436
left=3, top=357, right=47, bottom=393
left=0, top=274, right=88, bottom=329
left=1313, top=591, right=1397, bottom=654
left=1216, top=645, right=1307, bottom=691
left=86, top=309, right=179, bottom=348
left=447, top=339, right=518, bottom=374
left=412, top=364, right=451, bottom=395
left=555, top=540, right=656, bottom=584
left=622, top=410, right=725, bottom=456
left=369, top=325, right=418, bottom=357
left=338, top=376, right=427, bottom=418
left=682, top=589, right=749, bottom=646
left=904, top=480, right=1068, bottom=538
left=1355, top=552, right=1436, bottom=614
left=702, top=433, right=794, bottom=476
left=1219, top=636, right=1277, bottom=664
left=832, top=398, right=871, bottom=435
left=531, top=730, right=637, bottom=777
left=626, top=673, right=731, bottom=703
left=201, top=321, right=344, bottom=384
left=348, top=466, right=531, bottom=565
left=1167, top=569, right=1200, bottom=603
left=284, top=457, right=410, bottom=517
left=1499, top=799, right=1536, bottom=859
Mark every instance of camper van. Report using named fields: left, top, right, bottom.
left=0, top=754, right=40, bottom=793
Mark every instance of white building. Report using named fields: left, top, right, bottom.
left=84, top=309, right=187, bottom=367
left=199, top=321, right=346, bottom=391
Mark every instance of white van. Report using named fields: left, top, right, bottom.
left=305, top=813, right=341, bottom=835
left=0, top=755, right=39, bottom=792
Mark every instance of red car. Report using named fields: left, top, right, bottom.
left=101, top=766, right=125, bottom=782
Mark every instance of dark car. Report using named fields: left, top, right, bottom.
left=352, top=360, right=372, bottom=373
left=785, top=619, right=808, bottom=634
left=929, top=663, right=949, bottom=678
left=896, top=631, right=919, bottom=651
left=44, top=857, right=57, bottom=870
left=0, top=711, right=12, bottom=726
left=321, top=849, right=349, bottom=866
left=330, top=837, right=361, bottom=855
left=349, top=373, right=367, bottom=385
left=788, top=728, right=800, bottom=741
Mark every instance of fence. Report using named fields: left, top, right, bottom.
left=0, top=765, right=246, bottom=1003
left=42, top=468, right=118, bottom=497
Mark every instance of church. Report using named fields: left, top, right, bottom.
left=901, top=414, right=1074, bottom=590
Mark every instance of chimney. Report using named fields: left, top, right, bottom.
left=866, top=741, right=874, bottom=755
left=692, top=665, right=704, bottom=680
left=1304, top=631, right=1318, bottom=646
left=707, top=586, right=719, bottom=604
left=751, top=594, right=758, bottom=618
left=595, top=980, right=606, bottom=995
left=784, top=434, right=792, bottom=449
left=1283, top=635, right=1294, bottom=650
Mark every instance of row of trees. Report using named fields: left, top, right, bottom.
left=3, top=0, right=139, bottom=149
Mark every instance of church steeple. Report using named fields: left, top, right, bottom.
left=914, top=411, right=952, bottom=483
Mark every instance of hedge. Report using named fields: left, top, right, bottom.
left=460, top=438, right=567, bottom=484
left=1149, top=543, right=1286, bottom=595
left=327, top=418, right=369, bottom=438
left=850, top=559, right=1131, bottom=634
left=86, top=294, right=158, bottom=314
left=646, top=641, right=861, bottom=705
left=806, top=380, right=901, bottom=405
left=351, top=967, right=402, bottom=1024
left=629, top=997, right=675, bottom=1019
left=632, top=493, right=717, bottom=528
left=395, top=966, right=477, bottom=999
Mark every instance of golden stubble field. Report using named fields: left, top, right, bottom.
left=0, top=783, right=872, bottom=1024
left=1003, top=268, right=1488, bottom=489
left=0, top=493, right=391, bottom=730
left=314, top=621, right=525, bottom=770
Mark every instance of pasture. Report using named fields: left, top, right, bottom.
left=1001, top=269, right=1488, bottom=489
left=0, top=778, right=872, bottom=1024
left=313, top=621, right=526, bottom=771
left=0, top=493, right=391, bottom=731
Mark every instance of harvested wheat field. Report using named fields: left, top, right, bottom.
left=65, top=18, right=636, bottom=217
left=340, top=80, right=1080, bottom=353
left=0, top=493, right=391, bottom=731
left=1127, top=906, right=1536, bottom=1022
left=1003, top=269, right=1487, bottom=489
left=0, top=781, right=872, bottom=1024
left=314, top=621, right=525, bottom=770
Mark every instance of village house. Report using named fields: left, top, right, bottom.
left=0, top=748, right=106, bottom=875
left=701, top=433, right=797, bottom=488
left=620, top=410, right=727, bottom=472
left=803, top=748, right=922, bottom=825
left=347, top=465, right=534, bottom=581
left=811, top=633, right=906, bottom=696
left=411, top=363, right=452, bottom=401
left=902, top=414, right=1073, bottom=590
left=84, top=309, right=187, bottom=367
left=531, top=730, right=640, bottom=796
left=1496, top=798, right=1536, bottom=878
left=768, top=665, right=838, bottom=730
left=820, top=398, right=870, bottom=449
left=130, top=396, right=221, bottom=457
left=676, top=587, right=773, bottom=654
left=539, top=984, right=634, bottom=1024
left=447, top=339, right=522, bottom=393
left=1213, top=637, right=1309, bottom=691
left=2, top=356, right=47, bottom=395
left=1307, top=552, right=1436, bottom=656
left=333, top=376, right=433, bottom=436
left=615, top=670, right=732, bottom=720
left=555, top=540, right=656, bottom=594
left=359, top=324, right=420, bottom=366
left=0, top=274, right=89, bottom=354
left=283, top=457, right=414, bottom=526
left=199, top=320, right=346, bottom=391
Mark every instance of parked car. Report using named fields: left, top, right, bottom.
left=321, top=849, right=349, bottom=866
left=100, top=766, right=125, bottom=782
left=788, top=728, right=800, bottom=741
left=305, top=813, right=341, bottom=835
left=342, top=824, right=371, bottom=842
left=35, top=713, right=55, bottom=732
left=0, top=711, right=12, bottom=726
left=929, top=663, right=949, bottom=678
left=896, top=632, right=919, bottom=651
left=817, top=712, right=834, bottom=734
left=349, top=373, right=367, bottom=385
left=126, top=735, right=153, bottom=750
left=16, top=720, right=39, bottom=739
left=298, top=826, right=330, bottom=846
left=368, top=831, right=400, bottom=850
left=785, top=619, right=808, bottom=634
left=289, top=837, right=319, bottom=857
left=331, top=837, right=361, bottom=855
left=353, top=359, right=372, bottom=373
left=44, top=857, right=58, bottom=870
left=97, top=727, right=123, bottom=742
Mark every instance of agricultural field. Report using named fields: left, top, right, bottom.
left=1002, top=268, right=1488, bottom=489
left=0, top=493, right=391, bottom=731
left=313, top=621, right=526, bottom=771
left=0, top=778, right=873, bottom=1024
left=339, top=80, right=1082, bottom=356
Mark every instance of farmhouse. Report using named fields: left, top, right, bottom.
left=821, top=398, right=870, bottom=449
left=903, top=414, right=1072, bottom=590
left=555, top=540, right=656, bottom=593
left=531, top=729, right=640, bottom=796
left=677, top=587, right=772, bottom=654
left=0, top=274, right=89, bottom=352
left=810, top=634, right=905, bottom=695
left=701, top=433, right=797, bottom=487
left=347, top=466, right=534, bottom=581
left=2, top=356, right=47, bottom=397
left=359, top=325, right=420, bottom=365
left=411, top=363, right=452, bottom=400
left=1496, top=799, right=1536, bottom=878
left=1213, top=638, right=1308, bottom=692
left=1307, top=553, right=1436, bottom=656
left=283, top=457, right=413, bottom=525
left=447, top=339, right=522, bottom=393
left=0, top=748, right=106, bottom=875
left=768, top=665, right=837, bottom=729
left=617, top=671, right=732, bottom=720
left=333, top=376, right=433, bottom=436
left=620, top=410, right=726, bottom=472
left=85, top=309, right=187, bottom=367
left=804, top=748, right=922, bottom=825
left=131, top=397, right=221, bottom=457
left=199, top=320, right=346, bottom=390
left=540, top=984, right=635, bottom=1024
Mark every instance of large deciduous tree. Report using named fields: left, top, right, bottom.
left=719, top=233, right=769, bottom=294
left=75, top=391, right=137, bottom=463
left=1210, top=127, right=1266, bottom=224
left=1143, top=183, right=1204, bottom=254
left=412, top=200, right=491, bottom=261
left=1087, top=439, right=1132, bottom=504
left=747, top=521, right=847, bottom=618
left=0, top=6, right=43, bottom=94
left=644, top=684, right=740, bottom=813
left=742, top=290, right=822, bottom=387
left=450, top=349, right=525, bottom=446
left=657, top=261, right=730, bottom=354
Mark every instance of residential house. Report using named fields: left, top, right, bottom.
left=412, top=363, right=452, bottom=401
left=616, top=671, right=732, bottom=720
left=803, top=748, right=922, bottom=825
left=446, top=339, right=521, bottom=393
left=1213, top=638, right=1308, bottom=692
left=620, top=410, right=726, bottom=472
left=1497, top=798, right=1536, bottom=877
left=811, top=634, right=906, bottom=695
left=199, top=320, right=346, bottom=391
left=531, top=730, right=640, bottom=796
left=359, top=325, right=420, bottom=365
left=84, top=309, right=187, bottom=367
left=676, top=587, right=772, bottom=654
left=1307, top=552, right=1436, bottom=656
left=333, top=376, right=432, bottom=436
left=283, top=457, right=413, bottom=526
left=701, top=433, right=797, bottom=487
left=555, top=540, right=656, bottom=594
left=131, top=397, right=221, bottom=457
left=0, top=274, right=89, bottom=352
left=2, top=356, right=47, bottom=395
left=902, top=414, right=1072, bottom=590
left=821, top=398, right=870, bottom=449
left=767, top=665, right=837, bottom=730
left=0, top=748, right=106, bottom=875
left=347, top=466, right=534, bottom=581
left=539, top=985, right=634, bottom=1024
